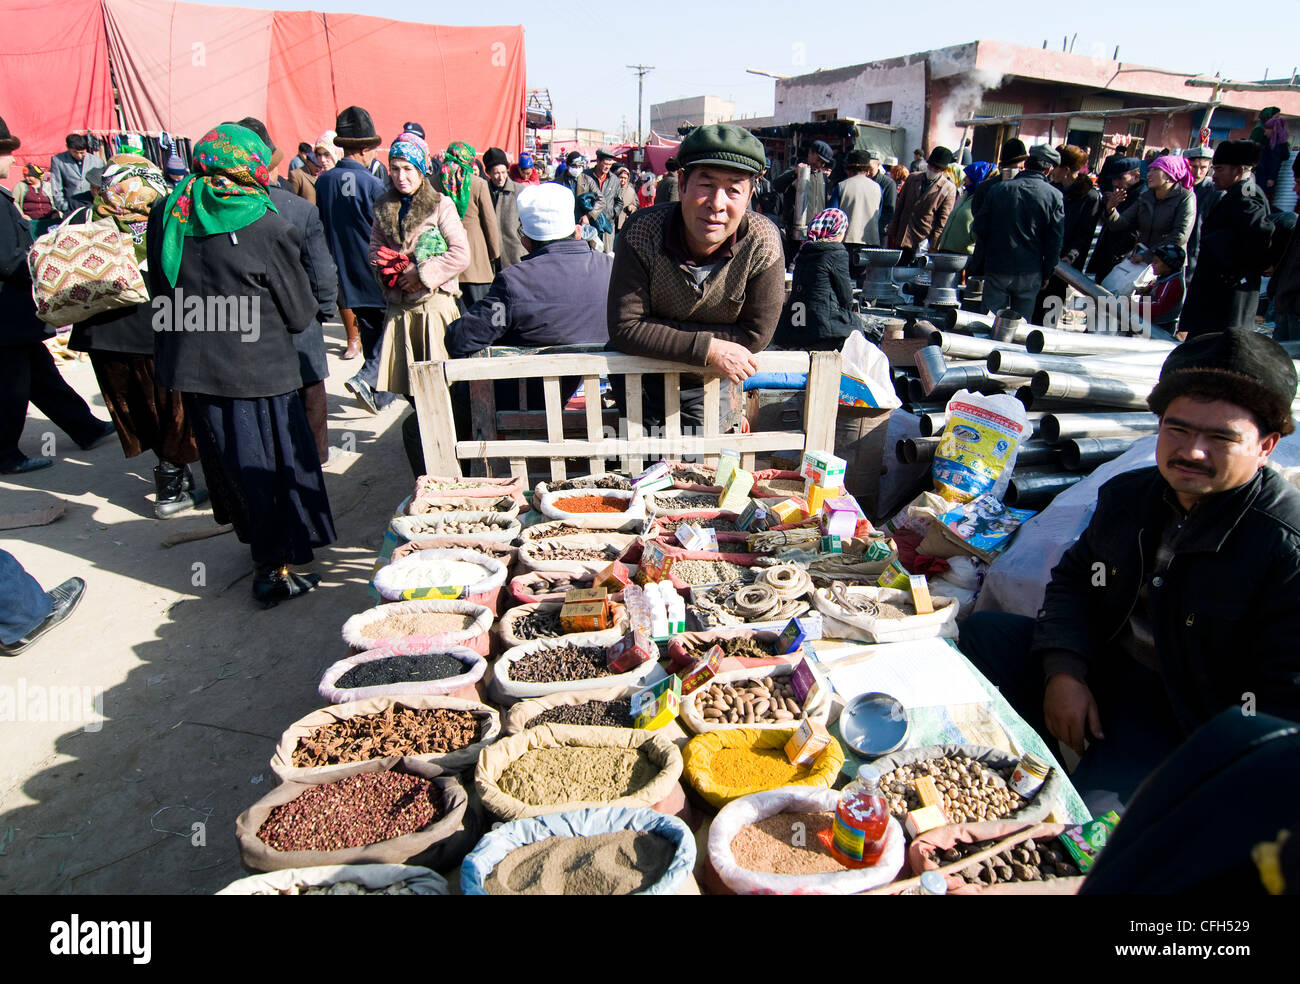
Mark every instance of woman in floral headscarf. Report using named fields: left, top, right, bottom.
left=368, top=130, right=470, bottom=396
left=144, top=123, right=334, bottom=608
left=65, top=154, right=208, bottom=520
left=437, top=141, right=499, bottom=311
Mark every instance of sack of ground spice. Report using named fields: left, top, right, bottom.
left=665, top=629, right=799, bottom=673
left=869, top=744, right=1060, bottom=826
left=682, top=728, right=844, bottom=809
left=536, top=489, right=646, bottom=532
left=270, top=695, right=502, bottom=782
left=475, top=724, right=683, bottom=821
left=411, top=475, right=525, bottom=511
left=217, top=863, right=451, bottom=895
left=679, top=664, right=831, bottom=736
left=235, top=758, right=480, bottom=873
left=811, top=583, right=959, bottom=643
left=390, top=538, right=518, bottom=576
left=373, top=549, right=509, bottom=610
left=706, top=787, right=905, bottom=894
left=319, top=646, right=488, bottom=705
left=391, top=512, right=523, bottom=546
left=905, top=820, right=1083, bottom=896
left=496, top=601, right=629, bottom=649
left=342, top=600, right=493, bottom=656
left=461, top=806, right=697, bottom=895
left=518, top=533, right=638, bottom=577
left=491, top=636, right=660, bottom=701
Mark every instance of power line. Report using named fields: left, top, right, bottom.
left=627, top=64, right=654, bottom=146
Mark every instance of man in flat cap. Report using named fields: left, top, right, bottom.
left=607, top=123, right=783, bottom=437
left=1178, top=140, right=1275, bottom=339
left=960, top=326, right=1300, bottom=813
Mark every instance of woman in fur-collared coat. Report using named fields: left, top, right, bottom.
left=367, top=132, right=470, bottom=396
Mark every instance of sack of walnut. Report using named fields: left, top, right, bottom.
left=217, top=863, right=451, bottom=895
left=679, top=664, right=831, bottom=735
left=270, top=695, right=502, bottom=783
left=474, top=724, right=684, bottom=821
left=906, top=821, right=1085, bottom=895
left=342, top=600, right=493, bottom=656
left=869, top=744, right=1060, bottom=826
left=707, top=787, right=905, bottom=895
left=235, top=758, right=480, bottom=873
left=319, top=646, right=488, bottom=705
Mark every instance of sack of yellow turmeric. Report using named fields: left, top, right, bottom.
left=682, top=729, right=844, bottom=809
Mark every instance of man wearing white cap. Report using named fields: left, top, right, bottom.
left=444, top=182, right=613, bottom=355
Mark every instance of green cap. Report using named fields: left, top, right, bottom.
left=677, top=123, right=766, bottom=175
left=1184, top=146, right=1213, bottom=160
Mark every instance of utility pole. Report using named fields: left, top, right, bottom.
left=627, top=64, right=654, bottom=146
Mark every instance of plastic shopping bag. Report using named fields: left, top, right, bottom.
left=838, top=331, right=902, bottom=409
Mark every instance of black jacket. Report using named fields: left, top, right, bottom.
left=145, top=204, right=316, bottom=398
left=1031, top=465, right=1300, bottom=736
left=63, top=206, right=153, bottom=355
left=0, top=186, right=52, bottom=347
left=971, top=170, right=1063, bottom=281
left=774, top=240, right=857, bottom=349
left=1057, top=175, right=1103, bottom=269
left=268, top=185, right=338, bottom=386
left=873, top=170, right=896, bottom=242
left=1179, top=176, right=1275, bottom=337
left=1186, top=177, right=1224, bottom=272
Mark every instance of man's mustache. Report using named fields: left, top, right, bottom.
left=1167, top=459, right=1213, bottom=475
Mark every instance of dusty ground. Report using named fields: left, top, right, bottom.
left=0, top=324, right=413, bottom=894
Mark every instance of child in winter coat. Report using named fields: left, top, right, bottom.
left=1135, top=242, right=1186, bottom=334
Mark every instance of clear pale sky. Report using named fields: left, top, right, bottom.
left=205, top=0, right=1297, bottom=136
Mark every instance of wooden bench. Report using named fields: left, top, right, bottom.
left=409, top=346, right=842, bottom=483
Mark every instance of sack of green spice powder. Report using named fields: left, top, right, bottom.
left=475, top=725, right=683, bottom=821
left=235, top=759, right=481, bottom=873
left=270, top=695, right=502, bottom=783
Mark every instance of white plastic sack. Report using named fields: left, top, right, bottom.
left=217, top=863, right=450, bottom=895
left=839, top=331, right=902, bottom=409
left=491, top=635, right=659, bottom=701
left=318, top=645, right=488, bottom=705
left=1100, top=255, right=1155, bottom=296
left=460, top=807, right=696, bottom=895
left=517, top=533, right=638, bottom=576
left=707, top=787, right=904, bottom=894
left=391, top=511, right=522, bottom=543
left=372, top=549, right=507, bottom=603
left=812, top=585, right=959, bottom=643
left=341, top=600, right=493, bottom=653
left=536, top=489, right=646, bottom=531
left=933, top=390, right=1031, bottom=503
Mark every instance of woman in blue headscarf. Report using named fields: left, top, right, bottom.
left=937, top=161, right=995, bottom=255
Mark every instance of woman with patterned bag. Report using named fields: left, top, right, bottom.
left=145, top=124, right=335, bottom=607
left=65, top=154, right=208, bottom=518
left=367, top=130, right=469, bottom=397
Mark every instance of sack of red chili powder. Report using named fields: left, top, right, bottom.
left=536, top=489, right=646, bottom=532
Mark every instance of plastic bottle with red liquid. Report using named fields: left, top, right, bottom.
left=830, top=764, right=890, bottom=868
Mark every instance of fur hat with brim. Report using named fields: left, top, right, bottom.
left=483, top=147, right=509, bottom=171
left=927, top=146, right=955, bottom=168
left=1212, top=140, right=1261, bottom=168
left=335, top=106, right=381, bottom=150
left=999, top=138, right=1029, bottom=165
left=0, top=115, right=20, bottom=154
left=1148, top=326, right=1297, bottom=436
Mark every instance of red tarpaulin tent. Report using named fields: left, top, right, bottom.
left=0, top=0, right=525, bottom=173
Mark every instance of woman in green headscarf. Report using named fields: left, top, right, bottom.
left=145, top=124, right=335, bottom=608
left=66, top=154, right=208, bottom=520
left=437, top=141, right=500, bottom=311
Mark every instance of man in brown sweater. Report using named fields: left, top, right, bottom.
left=607, top=123, right=785, bottom=433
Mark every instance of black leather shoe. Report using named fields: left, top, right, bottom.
left=252, top=565, right=319, bottom=609
left=344, top=376, right=379, bottom=415
left=1, top=577, right=86, bottom=655
left=0, top=456, right=54, bottom=475
left=77, top=420, right=117, bottom=451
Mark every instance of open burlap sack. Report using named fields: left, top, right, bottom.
left=535, top=489, right=646, bottom=532
left=682, top=729, right=844, bottom=809
left=474, top=724, right=683, bottom=821
left=391, top=512, right=522, bottom=544
left=270, top=695, right=502, bottom=783
left=342, top=600, right=493, bottom=656
left=811, top=584, right=958, bottom=643
left=235, top=758, right=480, bottom=873
left=217, top=863, right=450, bottom=895
left=390, top=537, right=518, bottom=574
left=491, top=635, right=659, bottom=702
left=678, top=664, right=831, bottom=735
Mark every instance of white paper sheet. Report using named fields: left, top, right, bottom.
left=825, top=637, right=992, bottom=709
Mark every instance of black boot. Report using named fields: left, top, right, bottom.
left=153, top=460, right=209, bottom=519
left=251, top=563, right=319, bottom=608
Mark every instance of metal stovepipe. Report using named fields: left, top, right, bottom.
left=1038, top=412, right=1159, bottom=444
left=1030, top=371, right=1153, bottom=409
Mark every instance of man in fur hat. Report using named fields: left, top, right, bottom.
left=959, top=327, right=1300, bottom=813
left=1178, top=140, right=1275, bottom=339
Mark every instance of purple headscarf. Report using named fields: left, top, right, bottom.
left=1150, top=155, right=1193, bottom=190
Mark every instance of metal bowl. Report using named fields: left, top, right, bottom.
left=839, top=691, right=910, bottom=757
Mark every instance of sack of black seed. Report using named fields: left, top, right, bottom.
left=319, top=646, right=489, bottom=705
left=906, top=821, right=1086, bottom=895
left=235, top=758, right=481, bottom=873
left=270, top=695, right=503, bottom=782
